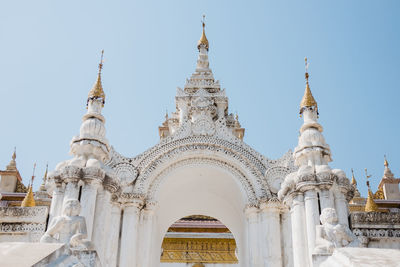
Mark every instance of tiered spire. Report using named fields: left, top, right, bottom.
left=183, top=16, right=220, bottom=93
left=21, top=163, right=36, bottom=207
left=300, top=57, right=318, bottom=115
left=293, top=57, right=331, bottom=167
left=364, top=168, right=379, bottom=212
left=87, top=50, right=105, bottom=107
left=70, top=50, right=110, bottom=164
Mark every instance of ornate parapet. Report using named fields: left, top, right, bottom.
left=350, top=212, right=400, bottom=246
left=0, top=206, right=48, bottom=242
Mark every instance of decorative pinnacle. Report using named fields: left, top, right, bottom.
left=197, top=15, right=209, bottom=51
left=87, top=50, right=106, bottom=107
left=351, top=168, right=357, bottom=186
left=365, top=168, right=372, bottom=188
left=12, top=147, right=16, bottom=161
left=7, top=147, right=17, bottom=170
left=31, top=163, right=36, bottom=186
left=384, top=155, right=389, bottom=167
left=300, top=57, right=318, bottom=115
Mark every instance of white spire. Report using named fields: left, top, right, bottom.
left=69, top=51, right=110, bottom=167
left=184, top=17, right=220, bottom=93
left=294, top=58, right=331, bottom=170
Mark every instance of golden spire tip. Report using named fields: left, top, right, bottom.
left=197, top=15, right=209, bottom=51
left=87, top=50, right=106, bottom=106
left=384, top=155, right=389, bottom=167
left=300, top=57, right=318, bottom=114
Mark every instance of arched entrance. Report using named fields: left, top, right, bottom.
left=148, top=161, right=249, bottom=267
left=160, top=215, right=238, bottom=265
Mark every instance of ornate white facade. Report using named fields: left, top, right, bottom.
left=1, top=22, right=400, bottom=267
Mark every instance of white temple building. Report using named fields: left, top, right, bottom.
left=0, top=21, right=400, bottom=267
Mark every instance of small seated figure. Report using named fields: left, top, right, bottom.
left=314, top=208, right=360, bottom=254
left=40, top=199, right=92, bottom=250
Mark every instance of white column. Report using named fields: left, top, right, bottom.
left=138, top=207, right=154, bottom=267
left=119, top=202, right=141, bottom=267
left=334, top=190, right=349, bottom=227
left=91, top=188, right=111, bottom=265
left=63, top=179, right=79, bottom=201
left=281, top=210, right=293, bottom=267
left=245, top=206, right=261, bottom=267
left=304, top=190, right=320, bottom=263
left=260, top=202, right=282, bottom=267
left=104, top=204, right=122, bottom=267
left=48, top=183, right=65, bottom=225
left=319, top=189, right=334, bottom=210
left=79, top=181, right=100, bottom=240
left=291, top=193, right=310, bottom=267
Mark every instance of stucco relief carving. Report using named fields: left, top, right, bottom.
left=265, top=166, right=292, bottom=194
left=114, top=163, right=138, bottom=187
left=106, top=134, right=295, bottom=203
left=147, top=157, right=258, bottom=205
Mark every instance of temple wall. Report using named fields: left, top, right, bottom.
left=0, top=206, right=48, bottom=242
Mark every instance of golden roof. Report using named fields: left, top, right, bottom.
left=87, top=50, right=105, bottom=106
left=365, top=189, right=379, bottom=212
left=197, top=22, right=209, bottom=51
left=21, top=185, right=36, bottom=207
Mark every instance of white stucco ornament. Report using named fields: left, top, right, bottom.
left=314, top=208, right=360, bottom=254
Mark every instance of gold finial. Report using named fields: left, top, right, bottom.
left=21, top=185, right=35, bottom=207
left=87, top=50, right=106, bottom=107
left=21, top=163, right=36, bottom=207
left=384, top=155, right=389, bottom=167
left=300, top=57, right=318, bottom=115
left=197, top=15, right=209, bottom=51
left=351, top=168, right=357, bottom=186
left=364, top=168, right=379, bottom=212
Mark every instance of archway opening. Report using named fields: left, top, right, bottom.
left=160, top=215, right=239, bottom=266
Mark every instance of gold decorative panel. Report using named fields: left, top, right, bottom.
left=160, top=238, right=238, bottom=263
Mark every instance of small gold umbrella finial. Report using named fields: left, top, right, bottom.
left=300, top=57, right=318, bottom=115
left=87, top=50, right=106, bottom=107
left=21, top=163, right=36, bottom=207
left=197, top=15, right=209, bottom=51
left=364, top=168, right=379, bottom=212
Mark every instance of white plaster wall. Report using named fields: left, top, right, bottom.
left=368, top=240, right=400, bottom=249
left=150, top=163, right=248, bottom=267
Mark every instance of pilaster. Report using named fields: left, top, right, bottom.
left=119, top=200, right=143, bottom=267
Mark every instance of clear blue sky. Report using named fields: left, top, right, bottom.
left=0, top=0, right=399, bottom=198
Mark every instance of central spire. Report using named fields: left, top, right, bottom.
left=197, top=15, right=209, bottom=51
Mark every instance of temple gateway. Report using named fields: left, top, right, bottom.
left=0, top=22, right=400, bottom=267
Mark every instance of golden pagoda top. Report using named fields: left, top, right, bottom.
left=87, top=50, right=106, bottom=106
left=197, top=15, right=209, bottom=51
left=21, top=185, right=36, bottom=207
left=300, top=57, right=318, bottom=114
left=364, top=168, right=379, bottom=212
